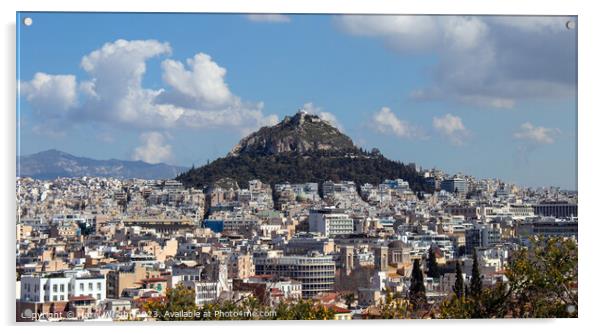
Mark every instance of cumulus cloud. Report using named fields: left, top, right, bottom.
left=77, top=39, right=173, bottom=126
left=335, top=15, right=576, bottom=109
left=20, top=72, right=78, bottom=116
left=161, top=53, right=234, bottom=107
left=132, top=132, right=173, bottom=164
left=513, top=122, right=559, bottom=144
left=334, top=15, right=439, bottom=51
left=490, top=16, right=571, bottom=33
left=432, top=113, right=469, bottom=145
left=20, top=39, right=278, bottom=136
left=301, top=102, right=343, bottom=130
left=246, top=14, right=291, bottom=23
left=371, top=107, right=419, bottom=139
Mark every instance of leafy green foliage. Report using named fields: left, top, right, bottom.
left=504, top=237, right=578, bottom=318
left=409, top=259, right=426, bottom=308
left=141, top=283, right=197, bottom=321
left=469, top=248, right=482, bottom=297
left=142, top=284, right=336, bottom=321
left=271, top=299, right=335, bottom=320
left=438, top=237, right=578, bottom=318
left=377, top=290, right=409, bottom=319
left=453, top=261, right=464, bottom=299
left=177, top=151, right=428, bottom=193
left=427, top=246, right=441, bottom=279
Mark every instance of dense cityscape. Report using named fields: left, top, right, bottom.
left=16, top=168, right=578, bottom=321
left=14, top=12, right=578, bottom=322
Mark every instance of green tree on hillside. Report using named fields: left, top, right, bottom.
left=439, top=237, right=578, bottom=318
left=409, top=259, right=426, bottom=309
left=426, top=245, right=440, bottom=279
left=453, top=261, right=464, bottom=299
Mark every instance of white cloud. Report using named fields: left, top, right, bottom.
left=433, top=113, right=469, bottom=145
left=246, top=14, right=291, bottom=23
left=513, top=122, right=559, bottom=144
left=301, top=102, right=343, bottom=130
left=77, top=39, right=173, bottom=126
left=335, top=16, right=486, bottom=53
left=440, top=16, right=489, bottom=51
left=21, top=39, right=278, bottom=137
left=336, top=15, right=576, bottom=108
left=335, top=15, right=440, bottom=52
left=20, top=72, right=78, bottom=115
left=132, top=132, right=173, bottom=164
left=458, top=95, right=515, bottom=109
left=372, top=107, right=417, bottom=139
left=78, top=80, right=98, bottom=99
left=161, top=53, right=234, bottom=107
left=490, top=16, right=571, bottom=33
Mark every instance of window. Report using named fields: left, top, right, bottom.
left=60, top=284, right=65, bottom=292
left=53, top=295, right=57, bottom=301
left=80, top=283, right=84, bottom=290
left=97, top=293, right=101, bottom=300
left=89, top=283, right=93, bottom=290
left=52, top=284, right=57, bottom=292
left=97, top=282, right=101, bottom=290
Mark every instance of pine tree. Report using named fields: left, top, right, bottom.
left=469, top=248, right=482, bottom=297
left=453, top=260, right=464, bottom=299
left=427, top=245, right=440, bottom=279
left=409, top=259, right=426, bottom=308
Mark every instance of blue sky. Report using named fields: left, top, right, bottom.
left=17, top=13, right=577, bottom=189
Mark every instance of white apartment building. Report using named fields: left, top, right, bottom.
left=20, top=270, right=106, bottom=304
left=182, top=281, right=220, bottom=306
left=254, top=250, right=336, bottom=298
left=308, top=208, right=354, bottom=237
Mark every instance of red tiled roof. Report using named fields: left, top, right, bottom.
left=325, top=305, right=351, bottom=314
left=133, top=296, right=166, bottom=306
left=313, top=292, right=337, bottom=303
left=249, top=274, right=273, bottom=279
left=139, top=277, right=168, bottom=283
left=70, top=295, right=96, bottom=301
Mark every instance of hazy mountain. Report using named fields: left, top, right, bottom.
left=18, top=149, right=187, bottom=180
left=177, top=111, right=428, bottom=192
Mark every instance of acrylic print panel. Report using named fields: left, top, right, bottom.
left=16, top=12, right=577, bottom=321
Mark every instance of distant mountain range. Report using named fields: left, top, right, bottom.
left=18, top=149, right=187, bottom=180
left=177, top=111, right=429, bottom=192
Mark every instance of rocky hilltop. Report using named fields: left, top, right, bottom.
left=177, top=111, right=428, bottom=193
left=229, top=111, right=355, bottom=156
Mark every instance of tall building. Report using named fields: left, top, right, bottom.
left=533, top=201, right=578, bottom=218
left=227, top=253, right=255, bottom=279
left=340, top=245, right=355, bottom=274
left=441, top=177, right=468, bottom=194
left=254, top=251, right=336, bottom=298
left=308, top=208, right=354, bottom=237
left=373, top=246, right=388, bottom=271
left=517, top=217, right=578, bottom=239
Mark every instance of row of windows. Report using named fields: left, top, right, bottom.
left=255, top=265, right=335, bottom=271
left=23, top=292, right=102, bottom=302
left=77, top=282, right=103, bottom=291
left=24, top=281, right=102, bottom=293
